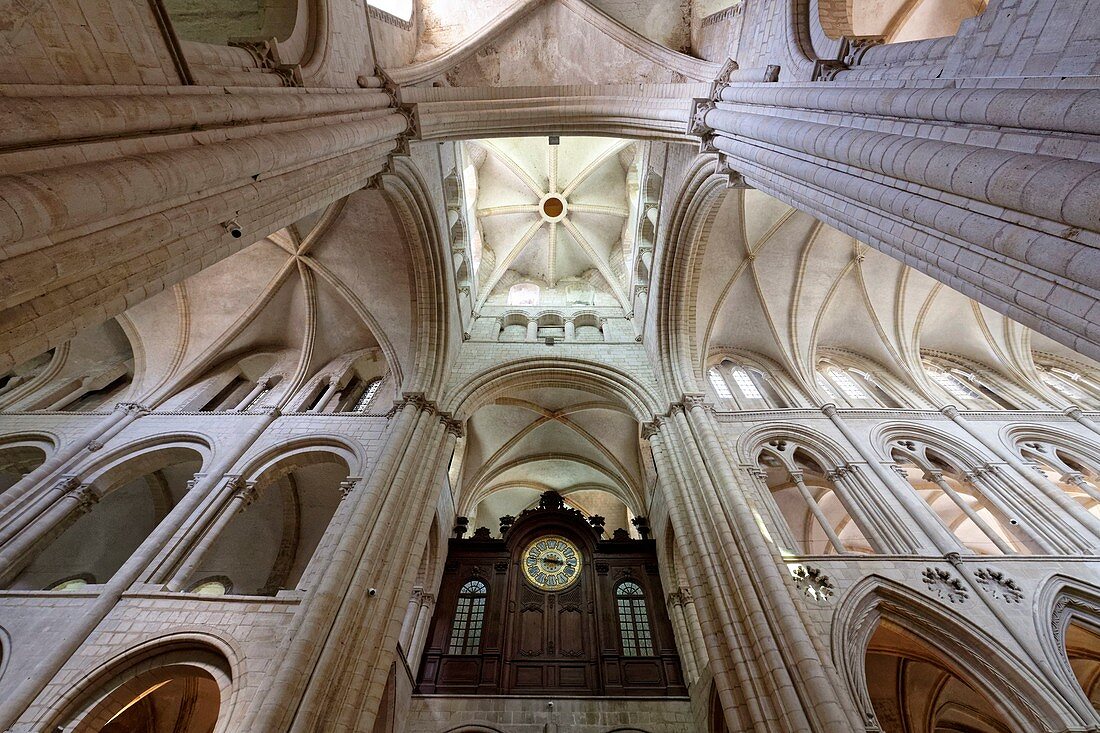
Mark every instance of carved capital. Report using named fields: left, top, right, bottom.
left=54, top=475, right=82, bottom=493
left=712, top=57, right=739, bottom=91
left=640, top=419, right=662, bottom=440
left=441, top=415, right=465, bottom=438
left=71, top=485, right=100, bottom=514
left=688, top=98, right=716, bottom=137
left=746, top=466, right=769, bottom=481
left=115, top=401, right=149, bottom=417
left=235, top=483, right=259, bottom=512
left=842, top=35, right=884, bottom=66
left=338, top=478, right=358, bottom=498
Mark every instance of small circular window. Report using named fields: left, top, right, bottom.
left=188, top=577, right=231, bottom=596
left=47, top=574, right=94, bottom=591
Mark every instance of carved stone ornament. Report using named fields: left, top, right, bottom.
left=688, top=98, right=716, bottom=137
left=85, top=440, right=104, bottom=452
left=791, top=564, right=835, bottom=602
left=973, top=568, right=1024, bottom=603
left=73, top=485, right=100, bottom=514
left=921, top=567, right=968, bottom=604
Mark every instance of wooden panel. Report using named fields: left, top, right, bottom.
left=513, top=665, right=545, bottom=688
left=558, top=665, right=588, bottom=688
left=518, top=606, right=544, bottom=656
left=622, top=660, right=662, bottom=685
left=557, top=607, right=585, bottom=658
left=439, top=658, right=481, bottom=686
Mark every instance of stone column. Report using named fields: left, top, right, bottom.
left=678, top=400, right=863, bottom=731
left=297, top=478, right=363, bottom=589
left=565, top=319, right=576, bottom=341
left=243, top=396, right=459, bottom=733
left=746, top=466, right=800, bottom=553
left=408, top=593, right=437, bottom=674
left=692, top=87, right=1100, bottom=359
left=942, top=406, right=1100, bottom=545
left=823, top=465, right=890, bottom=554
left=964, top=468, right=1061, bottom=555
left=1064, top=406, right=1100, bottom=439
left=233, top=378, right=270, bottom=412
left=665, top=590, right=700, bottom=684
left=924, top=469, right=1013, bottom=554
left=660, top=400, right=866, bottom=730
left=964, top=468, right=1059, bottom=555
left=0, top=407, right=283, bottom=730
left=0, top=402, right=147, bottom=519
left=526, top=320, right=538, bottom=341
left=312, top=378, right=343, bottom=413
left=165, top=478, right=259, bottom=591
left=1065, top=472, right=1100, bottom=505
left=0, top=480, right=99, bottom=584
left=399, top=587, right=424, bottom=652
left=787, top=469, right=847, bottom=554
left=821, top=405, right=954, bottom=553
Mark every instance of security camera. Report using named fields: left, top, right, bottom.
left=223, top=219, right=243, bottom=238
left=368, top=587, right=378, bottom=597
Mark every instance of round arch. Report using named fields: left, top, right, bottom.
left=78, top=437, right=213, bottom=495
left=238, top=438, right=363, bottom=488
left=442, top=356, right=662, bottom=423
left=735, top=423, right=855, bottom=467
left=39, top=633, right=240, bottom=733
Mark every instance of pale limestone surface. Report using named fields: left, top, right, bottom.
left=0, top=0, right=1098, bottom=732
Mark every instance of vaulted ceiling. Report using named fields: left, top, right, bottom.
left=690, top=186, right=1100, bottom=396
left=467, top=136, right=640, bottom=308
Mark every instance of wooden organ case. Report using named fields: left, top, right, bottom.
left=416, top=492, right=686, bottom=697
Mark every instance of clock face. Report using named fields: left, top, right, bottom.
left=522, top=535, right=582, bottom=591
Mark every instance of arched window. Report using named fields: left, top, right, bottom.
left=616, top=581, right=654, bottom=656
left=708, top=361, right=790, bottom=409
left=816, top=361, right=902, bottom=408
left=448, top=580, right=488, bottom=655
left=507, top=282, right=540, bottom=306
left=707, top=368, right=733, bottom=399
left=47, top=574, right=94, bottom=591
left=922, top=356, right=1017, bottom=409
left=928, top=365, right=982, bottom=401
left=352, top=377, right=383, bottom=412
left=188, top=577, right=231, bottom=596
left=1037, top=364, right=1100, bottom=409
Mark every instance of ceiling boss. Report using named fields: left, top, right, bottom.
left=522, top=535, right=582, bottom=591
